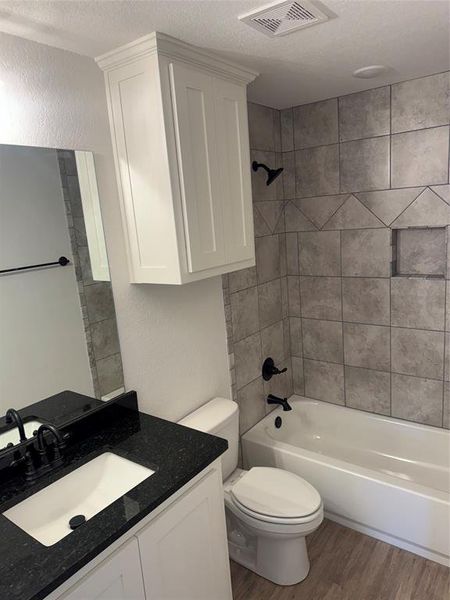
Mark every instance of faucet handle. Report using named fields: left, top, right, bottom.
left=262, top=357, right=288, bottom=381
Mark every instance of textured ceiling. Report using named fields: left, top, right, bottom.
left=0, top=0, right=448, bottom=108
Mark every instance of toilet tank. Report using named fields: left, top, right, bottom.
left=179, top=398, right=239, bottom=481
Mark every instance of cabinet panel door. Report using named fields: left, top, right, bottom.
left=138, top=469, right=232, bottom=600
left=59, top=539, right=145, bottom=600
left=170, top=62, right=226, bottom=273
left=214, top=78, right=255, bottom=264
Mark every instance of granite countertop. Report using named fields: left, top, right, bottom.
left=0, top=398, right=227, bottom=600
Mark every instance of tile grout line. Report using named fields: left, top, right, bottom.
left=339, top=229, right=346, bottom=406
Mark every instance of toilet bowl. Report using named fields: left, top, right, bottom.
left=179, top=398, right=323, bottom=585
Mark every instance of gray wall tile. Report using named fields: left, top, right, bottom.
left=391, top=126, right=449, bottom=187
left=444, top=382, right=450, bottom=428
left=340, top=136, right=390, bottom=192
left=298, top=231, right=341, bottom=276
left=237, top=377, right=265, bottom=434
left=300, top=276, right=342, bottom=320
left=229, top=266, right=257, bottom=293
left=234, top=332, right=262, bottom=389
left=304, top=359, right=345, bottom=404
left=391, top=373, right=443, bottom=426
left=391, top=278, right=446, bottom=330
left=295, top=145, right=340, bottom=197
left=345, top=366, right=390, bottom=415
left=96, top=353, right=123, bottom=397
left=231, top=286, right=260, bottom=341
left=286, top=232, right=299, bottom=275
left=390, top=188, right=450, bottom=228
left=323, top=195, right=384, bottom=230
left=284, top=202, right=316, bottom=232
left=394, top=228, right=447, bottom=276
left=261, top=321, right=285, bottom=361
left=292, top=356, right=305, bottom=395
left=445, top=332, right=449, bottom=381
left=295, top=195, right=347, bottom=229
left=281, top=108, right=294, bottom=152
left=91, top=318, right=120, bottom=361
left=343, top=323, right=390, bottom=371
left=282, top=151, right=296, bottom=199
left=290, top=317, right=303, bottom=357
left=342, top=277, right=390, bottom=325
left=293, top=98, right=338, bottom=149
left=341, top=228, right=391, bottom=277
left=356, top=188, right=423, bottom=226
left=255, top=235, right=280, bottom=284
left=303, top=319, right=343, bottom=363
left=85, top=283, right=116, bottom=323
left=339, top=86, right=390, bottom=141
left=392, top=72, right=450, bottom=133
left=391, top=327, right=444, bottom=379
left=258, top=279, right=282, bottom=328
left=287, top=275, right=301, bottom=317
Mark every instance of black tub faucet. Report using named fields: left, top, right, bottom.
left=5, top=408, right=27, bottom=442
left=267, top=394, right=292, bottom=411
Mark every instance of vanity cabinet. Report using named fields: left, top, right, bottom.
left=137, top=462, right=231, bottom=599
left=54, top=463, right=231, bottom=600
left=58, top=539, right=145, bottom=600
left=96, top=32, right=258, bottom=284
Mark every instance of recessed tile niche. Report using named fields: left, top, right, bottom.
left=392, top=227, right=447, bottom=277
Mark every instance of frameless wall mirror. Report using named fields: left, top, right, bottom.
left=0, top=144, right=124, bottom=445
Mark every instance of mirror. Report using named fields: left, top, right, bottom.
left=0, top=144, right=124, bottom=446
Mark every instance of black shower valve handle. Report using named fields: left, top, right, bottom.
left=262, top=357, right=288, bottom=381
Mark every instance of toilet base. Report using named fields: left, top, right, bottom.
left=226, top=506, right=313, bottom=586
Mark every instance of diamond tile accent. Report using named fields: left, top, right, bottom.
left=257, top=201, right=286, bottom=232
left=391, top=188, right=450, bottom=228
left=253, top=205, right=271, bottom=236
left=294, top=195, right=348, bottom=229
left=322, top=195, right=384, bottom=230
left=284, top=202, right=317, bottom=232
left=431, top=185, right=450, bottom=205
left=356, top=188, right=423, bottom=226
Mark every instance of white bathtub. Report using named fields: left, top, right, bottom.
left=242, top=395, right=450, bottom=566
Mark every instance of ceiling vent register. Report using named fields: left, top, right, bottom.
left=239, top=0, right=329, bottom=37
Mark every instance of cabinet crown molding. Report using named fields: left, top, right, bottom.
left=96, top=31, right=259, bottom=85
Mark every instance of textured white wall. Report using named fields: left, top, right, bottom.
left=0, top=32, right=231, bottom=421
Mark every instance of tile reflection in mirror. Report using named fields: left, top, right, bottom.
left=0, top=144, right=124, bottom=421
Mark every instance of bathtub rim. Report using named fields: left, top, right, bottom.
left=243, top=396, right=450, bottom=503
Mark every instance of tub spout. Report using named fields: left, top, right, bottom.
left=267, top=394, right=292, bottom=411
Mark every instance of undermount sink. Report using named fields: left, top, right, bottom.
left=3, top=452, right=155, bottom=546
left=0, top=420, right=43, bottom=449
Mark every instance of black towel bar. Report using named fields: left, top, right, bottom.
left=0, top=256, right=70, bottom=275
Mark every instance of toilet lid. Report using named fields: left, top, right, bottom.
left=231, top=467, right=321, bottom=519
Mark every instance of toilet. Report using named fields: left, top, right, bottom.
left=179, top=397, right=323, bottom=586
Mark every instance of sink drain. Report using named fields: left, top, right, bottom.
left=69, top=514, right=86, bottom=530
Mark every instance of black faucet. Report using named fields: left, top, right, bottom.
left=9, top=423, right=69, bottom=483
left=267, top=394, right=292, bottom=411
left=5, top=408, right=27, bottom=443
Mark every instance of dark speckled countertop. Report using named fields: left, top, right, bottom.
left=0, top=396, right=227, bottom=600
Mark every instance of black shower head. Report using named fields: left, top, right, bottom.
left=252, top=161, right=284, bottom=187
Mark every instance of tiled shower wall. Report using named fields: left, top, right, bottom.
left=282, top=71, right=450, bottom=429
left=222, top=103, right=293, bottom=435
left=57, top=150, right=124, bottom=398
left=223, top=71, right=450, bottom=433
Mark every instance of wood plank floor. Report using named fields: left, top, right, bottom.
left=230, top=519, right=450, bottom=600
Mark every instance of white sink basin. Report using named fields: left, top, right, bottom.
left=0, top=420, right=43, bottom=449
left=3, top=452, right=154, bottom=546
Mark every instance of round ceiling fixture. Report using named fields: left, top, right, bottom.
left=352, top=65, right=388, bottom=79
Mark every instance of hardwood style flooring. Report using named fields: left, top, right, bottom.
left=230, top=519, right=450, bottom=600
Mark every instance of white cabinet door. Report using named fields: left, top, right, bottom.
left=59, top=539, right=145, bottom=600
left=170, top=62, right=227, bottom=273
left=214, top=78, right=255, bottom=264
left=138, top=468, right=232, bottom=600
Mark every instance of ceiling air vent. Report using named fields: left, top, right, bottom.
left=239, top=0, right=329, bottom=37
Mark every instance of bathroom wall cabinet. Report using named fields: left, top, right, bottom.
left=52, top=462, right=232, bottom=600
left=97, top=32, right=258, bottom=284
